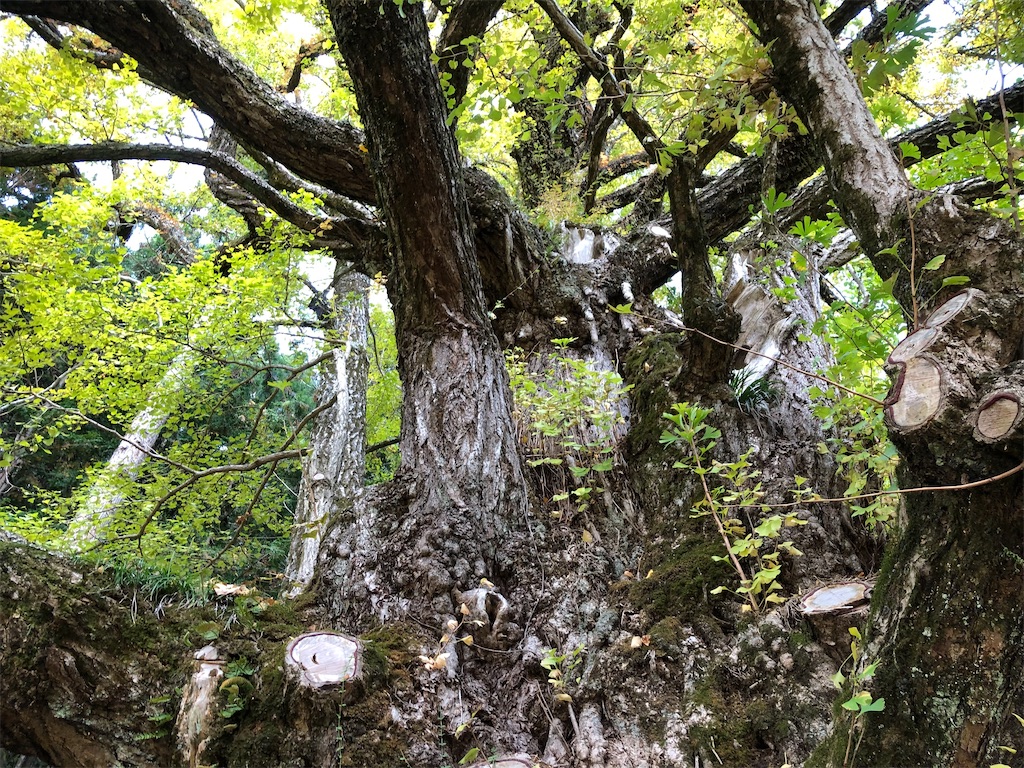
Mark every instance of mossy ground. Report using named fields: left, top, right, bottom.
left=0, top=542, right=195, bottom=764
left=201, top=600, right=427, bottom=768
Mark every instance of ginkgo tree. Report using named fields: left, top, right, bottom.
left=1, top=0, right=1022, bottom=766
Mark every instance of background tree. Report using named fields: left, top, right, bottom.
left=1, top=1, right=1021, bottom=766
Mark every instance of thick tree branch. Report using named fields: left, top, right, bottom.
left=587, top=151, right=652, bottom=213
left=598, top=173, right=666, bottom=218
left=581, top=0, right=926, bottom=224
left=5, top=0, right=375, bottom=202
left=121, top=203, right=196, bottom=264
left=537, top=0, right=726, bottom=329
left=626, top=79, right=1024, bottom=296
left=741, top=0, right=911, bottom=256
left=842, top=0, right=932, bottom=57
left=823, top=0, right=873, bottom=36
left=203, top=126, right=262, bottom=230
left=436, top=0, right=504, bottom=110
left=897, top=79, right=1024, bottom=161
left=0, top=141, right=377, bottom=249
left=281, top=35, right=331, bottom=94
left=582, top=101, right=616, bottom=213
left=536, top=0, right=662, bottom=161
left=245, top=145, right=372, bottom=222
left=626, top=0, right=943, bottom=289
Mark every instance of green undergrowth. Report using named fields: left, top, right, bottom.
left=620, top=334, right=737, bottom=638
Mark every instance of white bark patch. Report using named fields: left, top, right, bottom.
left=562, top=225, right=600, bottom=264
left=974, top=395, right=1022, bottom=440
left=285, top=270, right=368, bottom=596
left=798, top=581, right=873, bottom=663
left=887, top=356, right=944, bottom=430
left=558, top=225, right=620, bottom=264
left=65, top=350, right=195, bottom=549
left=798, top=582, right=871, bottom=615
left=285, top=632, right=362, bottom=689
left=888, top=327, right=938, bottom=364
left=923, top=289, right=979, bottom=329
left=723, top=244, right=820, bottom=383
left=177, top=644, right=225, bottom=768
left=647, top=223, right=671, bottom=240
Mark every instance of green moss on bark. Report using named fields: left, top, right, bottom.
left=0, top=542, right=194, bottom=766
left=203, top=620, right=425, bottom=768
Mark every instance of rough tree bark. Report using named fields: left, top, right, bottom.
left=2, top=1, right=1023, bottom=767
left=741, top=1, right=1024, bottom=765
left=321, top=0, right=529, bottom=624
left=284, top=266, right=369, bottom=596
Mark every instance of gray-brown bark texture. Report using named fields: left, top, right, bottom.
left=323, top=0, right=529, bottom=624
left=741, top=1, right=1024, bottom=765
left=284, top=266, right=370, bottom=596
left=3, top=0, right=1024, bottom=766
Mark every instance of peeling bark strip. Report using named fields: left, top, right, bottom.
left=177, top=645, right=225, bottom=768
left=0, top=0, right=374, bottom=202
left=285, top=632, right=362, bottom=690
left=0, top=142, right=371, bottom=243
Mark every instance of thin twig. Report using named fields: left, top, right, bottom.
left=126, top=449, right=309, bottom=544
left=0, top=365, right=79, bottom=417
left=368, top=437, right=400, bottom=453
left=206, top=460, right=281, bottom=569
left=724, top=460, right=1024, bottom=511
left=127, top=395, right=335, bottom=543
left=689, top=434, right=759, bottom=613
left=674, top=324, right=887, bottom=407
left=9, top=391, right=192, bottom=473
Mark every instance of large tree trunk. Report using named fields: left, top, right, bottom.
left=284, top=266, right=369, bottom=596
left=0, top=235, right=872, bottom=766
left=741, top=1, right=1024, bottom=764
left=320, top=0, right=529, bottom=626
left=62, top=351, right=194, bottom=550
left=4, top=2, right=1024, bottom=767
